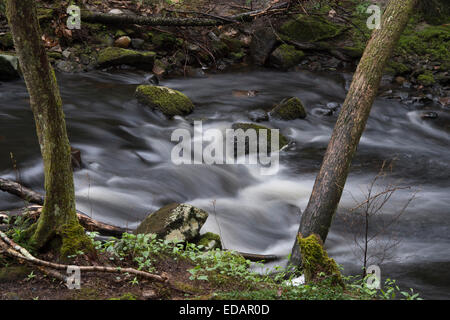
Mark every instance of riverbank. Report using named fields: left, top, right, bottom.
left=0, top=0, right=448, bottom=106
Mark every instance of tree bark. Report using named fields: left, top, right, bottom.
left=5, top=0, right=90, bottom=254
left=289, top=0, right=418, bottom=266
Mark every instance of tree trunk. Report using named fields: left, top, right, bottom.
left=289, top=0, right=417, bottom=266
left=5, top=0, right=91, bottom=257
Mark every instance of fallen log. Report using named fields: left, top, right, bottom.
left=80, top=2, right=290, bottom=27
left=0, top=177, right=44, bottom=205
left=0, top=178, right=126, bottom=236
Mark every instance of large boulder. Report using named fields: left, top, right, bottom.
left=270, top=97, right=307, bottom=120
left=0, top=54, right=20, bottom=81
left=135, top=85, right=194, bottom=118
left=135, top=203, right=209, bottom=242
left=231, top=122, right=288, bottom=154
left=269, top=44, right=305, bottom=69
left=97, top=47, right=155, bottom=70
left=249, top=26, right=277, bottom=66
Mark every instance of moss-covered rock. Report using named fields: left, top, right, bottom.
left=152, top=33, right=178, bottom=50
left=135, top=85, right=194, bottom=118
left=135, top=203, right=209, bottom=242
left=220, top=36, right=243, bottom=53
left=97, top=47, right=155, bottom=70
left=280, top=14, right=345, bottom=43
left=270, top=97, right=307, bottom=120
left=417, top=71, right=436, bottom=86
left=0, top=54, right=20, bottom=81
left=298, top=234, right=343, bottom=287
left=269, top=44, right=305, bottom=69
left=231, top=123, right=288, bottom=153
left=197, top=232, right=222, bottom=250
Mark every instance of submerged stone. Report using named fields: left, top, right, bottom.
left=135, top=85, right=194, bottom=118
left=135, top=203, right=209, bottom=242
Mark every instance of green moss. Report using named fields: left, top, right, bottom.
left=341, top=46, right=364, bottom=59
left=231, top=123, right=288, bottom=151
left=220, top=36, right=243, bottom=53
left=0, top=266, right=32, bottom=282
left=270, top=44, right=305, bottom=69
left=135, top=85, right=194, bottom=118
left=97, top=47, right=155, bottom=70
left=280, top=14, right=345, bottom=43
left=72, top=287, right=103, bottom=300
left=417, top=71, right=436, bottom=86
left=271, top=97, right=307, bottom=120
left=211, top=40, right=228, bottom=56
left=115, top=29, right=127, bottom=37
left=152, top=33, right=177, bottom=49
left=230, top=50, right=245, bottom=61
left=397, top=25, right=450, bottom=65
left=58, top=221, right=94, bottom=260
left=37, top=8, right=54, bottom=22
left=385, top=61, right=411, bottom=76
left=109, top=293, right=137, bottom=300
left=197, top=232, right=222, bottom=250
left=298, top=234, right=343, bottom=287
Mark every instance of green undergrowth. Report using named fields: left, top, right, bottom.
left=86, top=232, right=422, bottom=300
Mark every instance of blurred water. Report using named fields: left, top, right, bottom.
left=0, top=69, right=449, bottom=299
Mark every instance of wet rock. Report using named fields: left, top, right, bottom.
left=326, top=102, right=340, bottom=111
left=62, top=49, right=71, bottom=59
left=248, top=109, right=269, bottom=122
left=249, top=26, right=277, bottom=66
left=0, top=54, right=20, bottom=81
left=114, top=36, right=131, bottom=48
left=421, top=111, right=438, bottom=119
left=97, top=47, right=155, bottom=70
left=56, top=60, right=77, bottom=72
left=135, top=203, right=209, bottom=242
left=269, top=44, right=305, bottom=69
left=197, top=232, right=222, bottom=250
left=395, top=76, right=407, bottom=85
left=439, top=97, right=450, bottom=107
left=71, top=147, right=82, bottom=170
left=232, top=89, right=258, bottom=98
left=270, top=97, right=307, bottom=120
left=135, top=85, right=194, bottom=118
left=312, top=108, right=333, bottom=117
left=231, top=122, right=288, bottom=153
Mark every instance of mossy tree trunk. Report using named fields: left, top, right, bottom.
left=5, top=0, right=91, bottom=258
left=289, top=0, right=418, bottom=267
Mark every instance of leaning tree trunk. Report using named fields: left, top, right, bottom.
left=5, top=0, right=91, bottom=258
left=289, top=0, right=417, bottom=266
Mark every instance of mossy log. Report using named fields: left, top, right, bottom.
left=289, top=0, right=418, bottom=266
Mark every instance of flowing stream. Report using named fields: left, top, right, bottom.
left=0, top=69, right=449, bottom=299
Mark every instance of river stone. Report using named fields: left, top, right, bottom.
left=97, top=47, right=155, bottom=70
left=135, top=203, right=209, bottom=242
left=231, top=122, right=288, bottom=154
left=0, top=54, right=20, bottom=81
left=114, top=36, right=131, bottom=48
left=270, top=97, right=307, bottom=120
left=135, top=85, right=194, bottom=118
left=269, top=44, right=305, bottom=69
